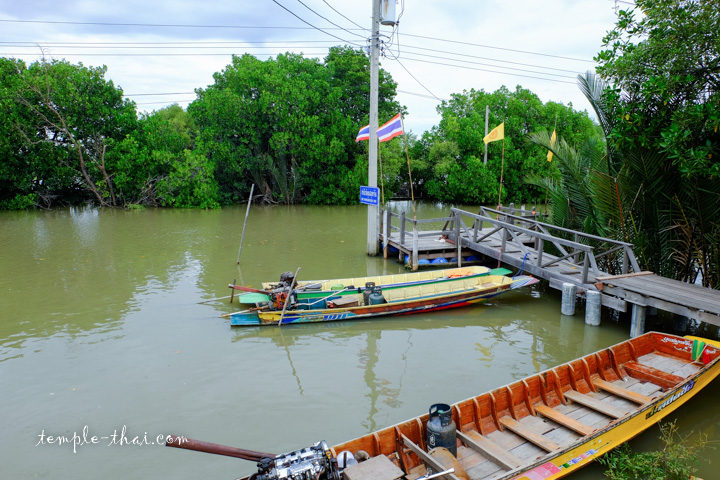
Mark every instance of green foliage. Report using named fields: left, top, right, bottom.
left=107, top=104, right=206, bottom=206
left=529, top=72, right=720, bottom=282
left=1, top=56, right=138, bottom=208
left=598, top=421, right=710, bottom=480
left=418, top=85, right=599, bottom=204
left=156, top=150, right=219, bottom=209
left=189, top=48, right=402, bottom=205
left=596, top=0, right=720, bottom=178
left=585, top=1, right=720, bottom=286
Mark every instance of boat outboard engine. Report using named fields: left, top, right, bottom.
left=255, top=441, right=340, bottom=480
left=278, top=271, right=296, bottom=288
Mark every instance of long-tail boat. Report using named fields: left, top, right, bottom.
left=226, top=268, right=536, bottom=326
left=166, top=332, right=720, bottom=480
left=229, top=266, right=509, bottom=305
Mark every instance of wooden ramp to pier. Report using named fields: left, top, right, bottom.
left=381, top=206, right=720, bottom=328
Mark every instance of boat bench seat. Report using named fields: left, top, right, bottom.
left=563, top=390, right=629, bottom=419
left=499, top=416, right=560, bottom=452
left=341, top=454, right=405, bottom=480
left=534, top=404, right=595, bottom=436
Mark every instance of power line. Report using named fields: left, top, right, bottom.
left=322, top=0, right=368, bottom=32
left=397, top=57, right=578, bottom=85
left=384, top=50, right=442, bottom=101
left=1, top=51, right=331, bottom=57
left=269, top=0, right=364, bottom=47
left=1, top=18, right=593, bottom=64
left=125, top=92, right=195, bottom=96
left=0, top=40, right=339, bottom=46
left=1, top=44, right=340, bottom=51
left=2, top=41, right=581, bottom=78
left=397, top=89, right=448, bottom=102
left=294, top=0, right=366, bottom=40
left=397, top=50, right=576, bottom=80
left=399, top=44, right=582, bottom=74
left=0, top=18, right=363, bottom=31
left=400, top=32, right=594, bottom=63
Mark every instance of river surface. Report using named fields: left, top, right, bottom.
left=2, top=203, right=719, bottom=479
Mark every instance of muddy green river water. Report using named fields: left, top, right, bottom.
left=1, top=203, right=718, bottom=479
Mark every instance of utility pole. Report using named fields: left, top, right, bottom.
left=367, top=0, right=380, bottom=255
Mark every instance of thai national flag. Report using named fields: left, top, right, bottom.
left=377, top=113, right=403, bottom=142
left=355, top=124, right=370, bottom=142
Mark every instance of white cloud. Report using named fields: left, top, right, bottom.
left=1, top=0, right=620, bottom=133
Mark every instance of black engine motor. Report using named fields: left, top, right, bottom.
left=255, top=441, right=340, bottom=480
left=278, top=271, right=295, bottom=288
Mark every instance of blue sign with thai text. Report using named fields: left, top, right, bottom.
left=360, top=186, right=379, bottom=206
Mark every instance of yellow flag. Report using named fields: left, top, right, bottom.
left=483, top=122, right=504, bottom=144
left=547, top=129, right=557, bottom=162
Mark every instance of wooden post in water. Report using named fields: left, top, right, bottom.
left=278, top=267, right=300, bottom=327
left=236, top=184, right=255, bottom=264
left=412, top=221, right=419, bottom=271
left=455, top=213, right=462, bottom=267
left=383, top=209, right=391, bottom=259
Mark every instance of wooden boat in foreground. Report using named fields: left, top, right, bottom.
left=228, top=268, right=535, bottom=326
left=167, top=332, right=720, bottom=480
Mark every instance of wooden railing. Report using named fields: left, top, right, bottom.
left=381, top=210, right=456, bottom=269
left=450, top=207, right=640, bottom=284
left=381, top=207, right=640, bottom=281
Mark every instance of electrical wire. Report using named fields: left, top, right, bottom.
left=294, top=0, right=366, bottom=40
left=322, top=0, right=368, bottom=31
left=400, top=33, right=594, bottom=63
left=397, top=89, right=448, bottom=102
left=0, top=40, right=339, bottom=46
left=398, top=50, right=576, bottom=80
left=383, top=49, right=442, bottom=101
left=270, top=0, right=364, bottom=47
left=0, top=18, right=593, bottom=63
left=398, top=44, right=582, bottom=74
left=0, top=41, right=584, bottom=77
left=0, top=18, right=364, bottom=32
left=0, top=52, right=331, bottom=57
left=395, top=56, right=577, bottom=85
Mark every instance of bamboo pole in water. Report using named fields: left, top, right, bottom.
left=236, top=184, right=255, bottom=264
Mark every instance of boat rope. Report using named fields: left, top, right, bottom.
left=514, top=252, right=530, bottom=278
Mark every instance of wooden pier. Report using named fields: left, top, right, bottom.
left=381, top=206, right=720, bottom=331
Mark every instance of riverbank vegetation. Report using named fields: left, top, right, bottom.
left=1, top=0, right=716, bottom=285
left=527, top=0, right=719, bottom=287
left=1, top=46, right=594, bottom=210
left=598, top=420, right=711, bottom=480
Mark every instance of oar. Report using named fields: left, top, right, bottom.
left=165, top=434, right=274, bottom=462
left=220, top=305, right=267, bottom=318
left=198, top=294, right=234, bottom=305
left=278, top=267, right=300, bottom=327
left=228, top=283, right=268, bottom=294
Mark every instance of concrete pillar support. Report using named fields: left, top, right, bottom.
left=585, top=290, right=601, bottom=326
left=561, top=283, right=577, bottom=316
left=630, top=304, right=647, bottom=338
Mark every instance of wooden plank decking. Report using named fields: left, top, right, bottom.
left=381, top=206, right=720, bottom=329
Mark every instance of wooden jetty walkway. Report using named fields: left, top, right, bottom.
left=381, top=206, right=720, bottom=332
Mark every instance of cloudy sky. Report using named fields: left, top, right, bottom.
left=1, top=0, right=624, bottom=134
